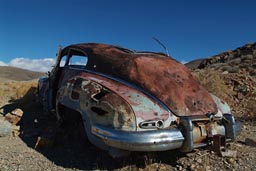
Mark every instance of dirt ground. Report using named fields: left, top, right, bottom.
left=0, top=80, right=256, bottom=171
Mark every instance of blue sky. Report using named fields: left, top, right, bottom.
left=0, top=0, right=255, bottom=71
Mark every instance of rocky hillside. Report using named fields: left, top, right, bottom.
left=0, top=66, right=44, bottom=81
left=184, top=58, right=205, bottom=70
left=191, top=43, right=256, bottom=76
left=186, top=42, right=256, bottom=120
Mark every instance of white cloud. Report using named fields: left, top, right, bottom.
left=2, top=58, right=56, bottom=72
left=0, top=61, right=8, bottom=66
left=180, top=60, right=188, bottom=64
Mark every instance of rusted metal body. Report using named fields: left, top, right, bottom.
left=58, top=43, right=217, bottom=116
left=38, top=43, right=241, bottom=156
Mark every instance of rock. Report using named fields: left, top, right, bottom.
left=221, top=149, right=237, bottom=158
left=189, top=163, right=196, bottom=170
left=11, top=125, right=20, bottom=137
left=205, top=166, right=211, bottom=171
left=4, top=108, right=23, bottom=125
left=0, top=119, right=12, bottom=137
left=197, top=158, right=202, bottom=164
left=4, top=114, right=20, bottom=125
left=176, top=165, right=183, bottom=170
left=222, top=71, right=229, bottom=74
left=227, top=158, right=236, bottom=164
left=11, top=108, right=23, bottom=117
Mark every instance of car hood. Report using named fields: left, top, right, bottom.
left=70, top=43, right=218, bottom=116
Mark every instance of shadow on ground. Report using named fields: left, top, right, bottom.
left=1, top=90, right=186, bottom=171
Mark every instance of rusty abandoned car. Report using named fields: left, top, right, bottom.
left=38, top=43, right=241, bottom=157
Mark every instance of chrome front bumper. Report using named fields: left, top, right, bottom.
left=91, top=125, right=184, bottom=151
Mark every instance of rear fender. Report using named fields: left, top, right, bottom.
left=210, top=94, right=231, bottom=116
left=77, top=73, right=178, bottom=131
left=56, top=76, right=136, bottom=131
left=56, top=73, right=178, bottom=131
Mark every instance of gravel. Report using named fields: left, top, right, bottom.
left=1, top=106, right=256, bottom=171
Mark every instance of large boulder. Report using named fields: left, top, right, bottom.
left=0, top=119, right=12, bottom=137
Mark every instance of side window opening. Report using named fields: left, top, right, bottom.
left=67, top=49, right=88, bottom=68
left=59, top=55, right=67, bottom=67
left=68, top=55, right=88, bottom=66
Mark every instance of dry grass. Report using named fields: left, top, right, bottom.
left=192, top=69, right=233, bottom=104
left=10, top=81, right=38, bottom=100
left=244, top=89, right=256, bottom=119
left=0, top=80, right=38, bottom=108
left=192, top=69, right=256, bottom=120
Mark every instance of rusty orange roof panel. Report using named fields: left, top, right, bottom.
left=64, top=43, right=218, bottom=116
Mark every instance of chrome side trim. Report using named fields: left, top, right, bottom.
left=91, top=124, right=184, bottom=151
left=139, top=120, right=164, bottom=129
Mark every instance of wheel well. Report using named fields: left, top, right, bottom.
left=57, top=103, right=88, bottom=141
left=57, top=103, right=84, bottom=125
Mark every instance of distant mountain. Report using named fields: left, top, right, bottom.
left=0, top=66, right=45, bottom=81
left=184, top=58, right=205, bottom=70
left=186, top=42, right=256, bottom=76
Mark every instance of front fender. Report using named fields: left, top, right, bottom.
left=38, top=76, right=52, bottom=112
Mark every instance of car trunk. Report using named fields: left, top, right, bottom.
left=124, top=55, right=218, bottom=116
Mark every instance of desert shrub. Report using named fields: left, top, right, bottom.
left=219, top=65, right=233, bottom=72
left=228, top=58, right=241, bottom=65
left=192, top=70, right=232, bottom=104
left=242, top=54, right=253, bottom=61
left=229, top=65, right=240, bottom=73
left=209, top=63, right=225, bottom=70
left=239, top=63, right=250, bottom=69
left=242, top=59, right=252, bottom=64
